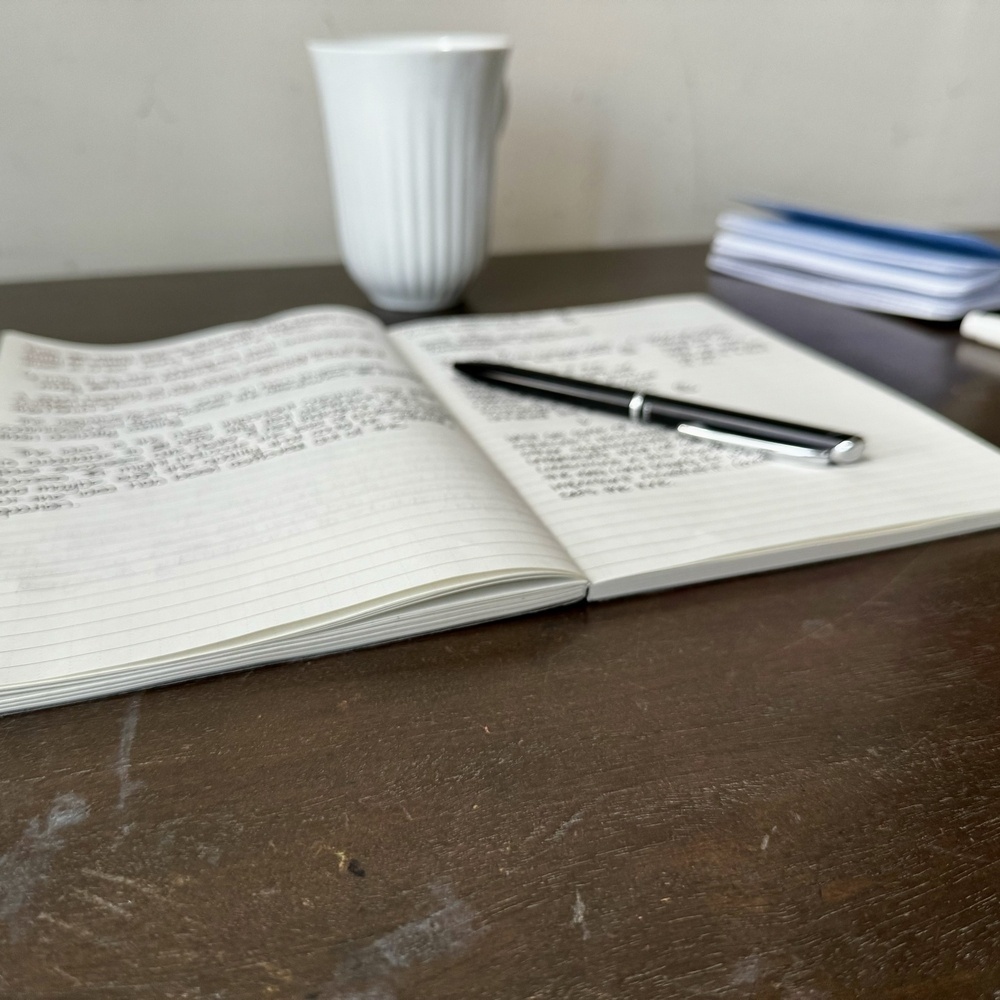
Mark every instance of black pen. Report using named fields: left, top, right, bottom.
left=454, top=361, right=865, bottom=465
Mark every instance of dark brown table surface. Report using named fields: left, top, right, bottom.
left=2, top=245, right=1000, bottom=999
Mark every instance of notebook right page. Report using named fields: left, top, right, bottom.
left=391, top=296, right=1000, bottom=599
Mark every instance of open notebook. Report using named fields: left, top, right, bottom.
left=4, top=295, right=1000, bottom=714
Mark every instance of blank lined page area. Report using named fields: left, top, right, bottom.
left=391, top=296, right=1000, bottom=594
left=0, top=427, right=573, bottom=682
left=0, top=309, right=577, bottom=681
left=531, top=416, right=1000, bottom=594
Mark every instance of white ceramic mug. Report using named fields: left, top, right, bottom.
left=308, top=34, right=510, bottom=313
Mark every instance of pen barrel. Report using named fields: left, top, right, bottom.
left=644, top=395, right=849, bottom=450
left=467, top=365, right=635, bottom=413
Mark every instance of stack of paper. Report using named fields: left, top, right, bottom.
left=707, top=201, right=1000, bottom=321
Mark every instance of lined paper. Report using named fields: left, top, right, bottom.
left=0, top=309, right=583, bottom=696
left=391, top=295, right=1000, bottom=599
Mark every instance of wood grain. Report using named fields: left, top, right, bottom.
left=2, top=246, right=999, bottom=999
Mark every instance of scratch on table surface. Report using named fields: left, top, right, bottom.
left=548, top=808, right=586, bottom=843
left=0, top=792, right=89, bottom=940
left=51, top=965, right=83, bottom=987
left=197, top=843, right=222, bottom=866
left=81, top=866, right=169, bottom=902
left=312, top=843, right=351, bottom=871
left=730, top=953, right=761, bottom=985
left=799, top=619, right=834, bottom=640
left=115, top=694, right=142, bottom=812
left=779, top=551, right=926, bottom=654
left=71, top=887, right=132, bottom=919
left=571, top=888, right=591, bottom=940
left=780, top=986, right=832, bottom=1000
left=539, top=794, right=610, bottom=844
left=319, top=884, right=479, bottom=999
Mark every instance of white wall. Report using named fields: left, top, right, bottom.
left=1, top=0, right=998, bottom=282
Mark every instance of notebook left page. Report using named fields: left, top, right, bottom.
left=0, top=308, right=582, bottom=702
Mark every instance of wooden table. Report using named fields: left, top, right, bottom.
left=2, top=246, right=1000, bottom=999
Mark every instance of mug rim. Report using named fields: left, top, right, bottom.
left=308, top=33, right=510, bottom=55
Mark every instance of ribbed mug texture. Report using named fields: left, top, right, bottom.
left=310, top=38, right=509, bottom=312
